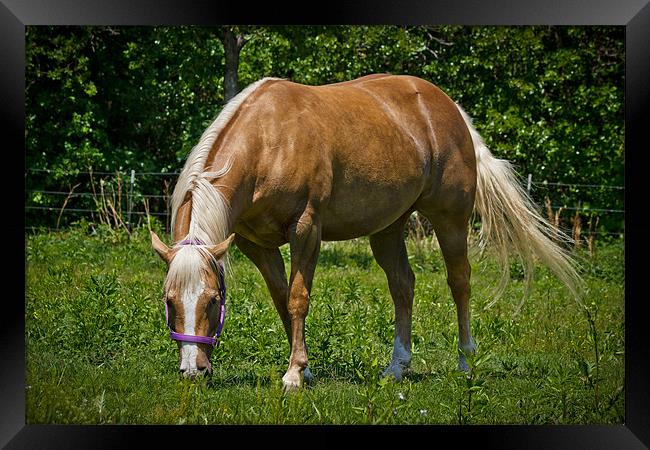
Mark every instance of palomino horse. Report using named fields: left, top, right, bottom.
left=151, top=74, right=581, bottom=389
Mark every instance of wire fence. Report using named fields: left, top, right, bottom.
left=25, top=169, right=625, bottom=238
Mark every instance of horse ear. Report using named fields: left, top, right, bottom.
left=151, top=231, right=173, bottom=265
left=208, top=233, right=236, bottom=260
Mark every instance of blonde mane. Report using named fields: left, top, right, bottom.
left=164, top=245, right=215, bottom=291
left=165, top=78, right=281, bottom=291
left=169, top=77, right=282, bottom=246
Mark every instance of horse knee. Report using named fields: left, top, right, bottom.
left=446, top=259, right=470, bottom=286
left=447, top=272, right=469, bottom=290
left=288, top=298, right=309, bottom=321
left=447, top=281, right=470, bottom=302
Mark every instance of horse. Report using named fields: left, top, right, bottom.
left=150, top=74, right=582, bottom=390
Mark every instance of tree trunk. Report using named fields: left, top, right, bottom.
left=222, top=28, right=246, bottom=103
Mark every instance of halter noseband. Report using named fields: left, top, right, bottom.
left=165, top=238, right=226, bottom=348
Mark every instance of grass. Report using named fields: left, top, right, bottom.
left=25, top=223, right=625, bottom=424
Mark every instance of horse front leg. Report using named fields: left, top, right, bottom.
left=283, top=211, right=321, bottom=391
left=233, top=234, right=313, bottom=383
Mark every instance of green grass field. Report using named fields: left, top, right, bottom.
left=25, top=224, right=624, bottom=425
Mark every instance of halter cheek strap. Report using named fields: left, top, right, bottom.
left=165, top=238, right=227, bottom=348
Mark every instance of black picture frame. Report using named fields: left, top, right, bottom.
left=5, top=0, right=648, bottom=447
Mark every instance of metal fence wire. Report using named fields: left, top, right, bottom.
left=25, top=169, right=625, bottom=236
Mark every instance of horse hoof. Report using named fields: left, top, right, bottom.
left=282, top=372, right=302, bottom=392
left=381, top=365, right=403, bottom=381
left=303, top=367, right=313, bottom=383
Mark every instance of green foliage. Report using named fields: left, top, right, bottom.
left=441, top=345, right=493, bottom=424
left=26, top=26, right=624, bottom=232
left=25, top=227, right=624, bottom=424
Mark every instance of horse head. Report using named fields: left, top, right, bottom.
left=151, top=231, right=235, bottom=379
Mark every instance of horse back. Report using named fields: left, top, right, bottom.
left=224, top=75, right=475, bottom=242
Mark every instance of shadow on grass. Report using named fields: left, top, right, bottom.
left=400, top=370, right=440, bottom=383
left=206, top=366, right=441, bottom=388
left=155, top=359, right=450, bottom=391
left=204, top=371, right=274, bottom=388
left=305, top=368, right=443, bottom=386
left=317, top=246, right=374, bottom=269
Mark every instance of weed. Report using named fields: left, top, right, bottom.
left=441, top=342, right=493, bottom=424
left=353, top=348, right=391, bottom=424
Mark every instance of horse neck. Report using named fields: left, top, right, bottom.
left=172, top=199, right=194, bottom=243
left=172, top=160, right=251, bottom=246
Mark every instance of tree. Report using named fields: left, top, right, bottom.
left=218, top=26, right=248, bottom=102
left=25, top=25, right=624, bottom=232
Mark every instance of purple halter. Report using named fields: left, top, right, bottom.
left=165, top=238, right=227, bottom=347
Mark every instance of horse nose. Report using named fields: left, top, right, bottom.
left=197, top=360, right=212, bottom=374
left=179, top=367, right=201, bottom=379
left=179, top=366, right=211, bottom=379
left=196, top=353, right=212, bottom=373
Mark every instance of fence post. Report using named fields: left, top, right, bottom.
left=127, top=169, right=135, bottom=231
left=527, top=173, right=532, bottom=195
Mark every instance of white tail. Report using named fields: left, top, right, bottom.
left=456, top=104, right=584, bottom=310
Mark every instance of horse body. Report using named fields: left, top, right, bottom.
left=178, top=74, right=474, bottom=246
left=152, top=74, right=581, bottom=387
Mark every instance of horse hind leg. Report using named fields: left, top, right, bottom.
left=424, top=211, right=476, bottom=372
left=369, top=214, right=415, bottom=381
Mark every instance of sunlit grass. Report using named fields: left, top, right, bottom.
left=25, top=224, right=624, bottom=424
